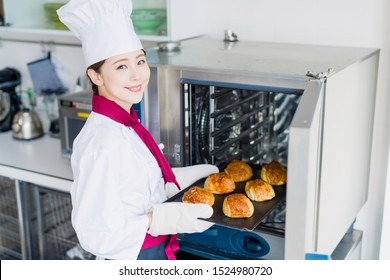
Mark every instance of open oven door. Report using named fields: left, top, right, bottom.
left=284, top=79, right=325, bottom=260
left=285, top=52, right=377, bottom=259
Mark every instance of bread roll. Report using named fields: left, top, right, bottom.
left=204, top=172, right=236, bottom=194
left=224, top=159, right=253, bottom=182
left=222, top=193, right=254, bottom=218
left=245, top=179, right=275, bottom=202
left=182, top=186, right=215, bottom=206
left=260, top=161, right=287, bottom=186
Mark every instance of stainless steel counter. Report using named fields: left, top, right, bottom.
left=0, top=132, right=72, bottom=193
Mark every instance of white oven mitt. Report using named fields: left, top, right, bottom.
left=148, top=202, right=214, bottom=236
left=165, top=164, right=219, bottom=199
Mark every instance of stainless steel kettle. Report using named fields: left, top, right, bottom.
left=12, top=109, right=44, bottom=140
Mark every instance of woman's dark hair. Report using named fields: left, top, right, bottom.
left=86, top=49, right=146, bottom=95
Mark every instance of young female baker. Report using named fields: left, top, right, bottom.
left=58, top=0, right=217, bottom=260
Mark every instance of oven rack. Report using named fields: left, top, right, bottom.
left=186, top=83, right=273, bottom=167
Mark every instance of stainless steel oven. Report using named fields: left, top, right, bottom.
left=146, top=37, right=379, bottom=259
left=165, top=78, right=299, bottom=260
left=58, top=91, right=93, bottom=158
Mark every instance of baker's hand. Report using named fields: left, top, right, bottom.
left=148, top=202, right=214, bottom=236
left=165, top=164, right=219, bottom=199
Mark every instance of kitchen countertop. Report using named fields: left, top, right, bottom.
left=0, top=131, right=72, bottom=193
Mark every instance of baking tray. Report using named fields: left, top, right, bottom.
left=167, top=170, right=286, bottom=231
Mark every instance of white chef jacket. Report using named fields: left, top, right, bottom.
left=70, top=111, right=167, bottom=260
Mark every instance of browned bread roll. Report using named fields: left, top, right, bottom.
left=245, top=179, right=275, bottom=202
left=182, top=186, right=215, bottom=206
left=224, top=159, right=253, bottom=182
left=222, top=193, right=254, bottom=218
left=204, top=172, right=236, bottom=194
left=260, top=161, right=287, bottom=186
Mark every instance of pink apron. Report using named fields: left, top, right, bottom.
left=142, top=234, right=180, bottom=260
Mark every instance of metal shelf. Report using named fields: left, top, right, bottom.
left=0, top=175, right=92, bottom=259
left=0, top=176, right=22, bottom=259
left=34, top=187, right=93, bottom=260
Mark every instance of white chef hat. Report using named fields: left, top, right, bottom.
left=57, top=0, right=143, bottom=68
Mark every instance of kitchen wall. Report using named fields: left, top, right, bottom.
left=380, top=147, right=390, bottom=259
left=0, top=0, right=389, bottom=259
left=0, top=40, right=85, bottom=130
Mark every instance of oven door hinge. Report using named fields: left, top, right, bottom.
left=306, top=68, right=335, bottom=79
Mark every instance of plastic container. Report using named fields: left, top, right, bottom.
left=131, top=8, right=167, bottom=35
left=43, top=2, right=67, bottom=30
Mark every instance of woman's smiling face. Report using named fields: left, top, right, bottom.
left=88, top=49, right=150, bottom=112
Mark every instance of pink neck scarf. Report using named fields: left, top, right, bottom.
left=92, top=94, right=180, bottom=189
